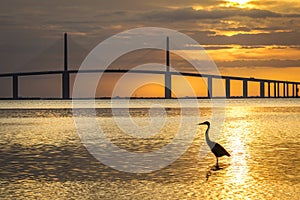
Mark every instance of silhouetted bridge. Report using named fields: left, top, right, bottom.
left=0, top=33, right=299, bottom=99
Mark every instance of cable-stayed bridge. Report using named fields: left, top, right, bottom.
left=0, top=33, right=299, bottom=99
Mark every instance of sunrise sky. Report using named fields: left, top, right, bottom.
left=0, top=0, right=300, bottom=97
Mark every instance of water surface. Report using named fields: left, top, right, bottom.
left=0, top=99, right=299, bottom=199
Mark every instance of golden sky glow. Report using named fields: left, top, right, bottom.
left=227, top=0, right=251, bottom=4
left=0, top=0, right=299, bottom=97
left=221, top=0, right=254, bottom=8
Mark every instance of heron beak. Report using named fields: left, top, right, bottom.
left=198, top=123, right=203, bottom=125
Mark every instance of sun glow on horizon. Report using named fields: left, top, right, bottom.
left=222, top=0, right=255, bottom=8
left=227, top=0, right=251, bottom=4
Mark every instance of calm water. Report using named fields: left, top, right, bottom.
left=0, top=99, right=299, bottom=199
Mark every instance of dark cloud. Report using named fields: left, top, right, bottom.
left=254, top=26, right=289, bottom=31
left=154, top=0, right=223, bottom=7
left=217, top=59, right=300, bottom=68
left=248, top=0, right=300, bottom=14
left=190, top=31, right=300, bottom=45
left=203, top=45, right=234, bottom=50
left=221, top=27, right=252, bottom=32
left=140, top=7, right=293, bottom=22
left=202, top=45, right=294, bottom=50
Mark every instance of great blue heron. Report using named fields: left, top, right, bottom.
left=198, top=121, right=230, bottom=168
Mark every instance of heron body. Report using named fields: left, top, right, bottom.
left=199, top=121, right=230, bottom=168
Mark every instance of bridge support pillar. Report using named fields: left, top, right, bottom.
left=297, top=84, right=299, bottom=98
left=207, top=76, right=212, bottom=98
left=243, top=79, right=248, bottom=98
left=226, top=78, right=230, bottom=98
left=13, top=75, right=18, bottom=99
left=62, top=72, right=70, bottom=99
left=274, top=82, right=277, bottom=97
left=165, top=72, right=171, bottom=99
left=283, top=82, right=286, bottom=97
left=286, top=83, right=289, bottom=97
left=268, top=82, right=271, bottom=98
left=277, top=82, right=280, bottom=97
left=293, top=84, right=295, bottom=97
left=260, top=81, right=265, bottom=98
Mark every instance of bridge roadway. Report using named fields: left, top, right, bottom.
left=0, top=69, right=299, bottom=99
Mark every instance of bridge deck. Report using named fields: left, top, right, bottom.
left=0, top=69, right=299, bottom=84
left=0, top=69, right=299, bottom=99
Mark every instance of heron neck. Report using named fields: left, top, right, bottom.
left=205, top=125, right=211, bottom=143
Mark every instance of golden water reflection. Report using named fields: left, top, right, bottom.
left=222, top=107, right=256, bottom=198
left=228, top=136, right=249, bottom=185
left=1, top=100, right=299, bottom=199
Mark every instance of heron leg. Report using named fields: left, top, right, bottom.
left=216, top=157, right=219, bottom=168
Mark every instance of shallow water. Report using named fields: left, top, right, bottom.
left=0, top=99, right=299, bottom=199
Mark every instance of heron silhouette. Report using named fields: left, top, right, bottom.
left=198, top=121, right=230, bottom=169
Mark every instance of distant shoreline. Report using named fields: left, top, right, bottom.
left=0, top=96, right=299, bottom=100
